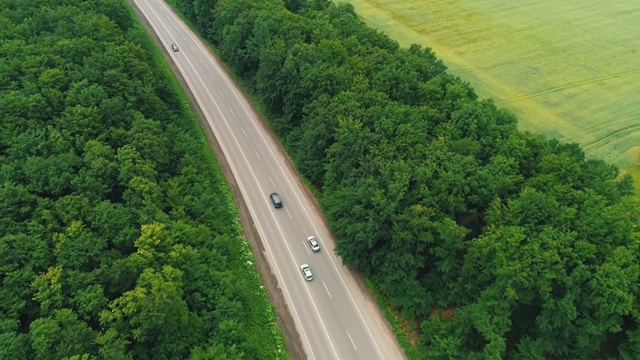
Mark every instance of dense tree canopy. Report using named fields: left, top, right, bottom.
left=0, top=1, right=284, bottom=359
left=171, top=0, right=640, bottom=358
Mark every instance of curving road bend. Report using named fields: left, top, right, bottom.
left=133, top=1, right=408, bottom=359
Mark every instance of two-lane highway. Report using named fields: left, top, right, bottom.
left=133, top=1, right=408, bottom=359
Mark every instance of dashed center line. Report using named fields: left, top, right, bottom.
left=269, top=176, right=275, bottom=187
left=242, top=128, right=248, bottom=137
left=285, top=207, right=292, bottom=219
left=323, top=281, right=332, bottom=298
left=218, top=89, right=224, bottom=97
left=347, top=331, right=357, bottom=351
left=230, top=108, right=236, bottom=116
left=254, top=151, right=261, bottom=160
left=135, top=2, right=347, bottom=358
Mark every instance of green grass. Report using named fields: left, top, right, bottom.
left=341, top=0, right=640, bottom=169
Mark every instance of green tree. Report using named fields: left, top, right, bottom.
left=71, top=140, right=118, bottom=201
left=23, top=153, right=81, bottom=197
left=100, top=266, right=195, bottom=360
left=53, top=221, right=107, bottom=272
left=127, top=113, right=169, bottom=170
left=0, top=318, right=28, bottom=359
left=29, top=309, right=97, bottom=360
left=0, top=182, right=37, bottom=233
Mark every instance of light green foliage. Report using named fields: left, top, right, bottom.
left=0, top=0, right=285, bottom=359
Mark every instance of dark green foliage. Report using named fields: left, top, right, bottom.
left=0, top=1, right=283, bottom=359
left=172, top=0, right=640, bottom=358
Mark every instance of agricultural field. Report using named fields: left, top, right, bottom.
left=342, top=0, right=640, bottom=169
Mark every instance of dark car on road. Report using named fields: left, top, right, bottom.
left=270, top=192, right=282, bottom=208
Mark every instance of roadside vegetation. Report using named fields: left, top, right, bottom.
left=0, top=0, right=285, bottom=359
left=171, top=0, right=640, bottom=358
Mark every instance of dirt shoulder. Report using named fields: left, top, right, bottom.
left=128, top=2, right=306, bottom=359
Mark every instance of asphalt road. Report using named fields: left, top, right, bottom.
left=133, top=1, right=408, bottom=359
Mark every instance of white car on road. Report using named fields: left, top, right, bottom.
left=307, top=235, right=320, bottom=252
left=300, top=264, right=314, bottom=281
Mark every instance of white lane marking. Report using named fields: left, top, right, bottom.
left=209, top=74, right=214, bottom=81
left=204, top=45, right=386, bottom=356
left=199, top=59, right=203, bottom=65
left=347, top=331, right=357, bottom=351
left=285, top=207, right=292, bottom=219
left=181, top=34, right=186, bottom=40
left=323, top=281, right=332, bottom=298
left=143, top=14, right=334, bottom=360
left=173, top=24, right=177, bottom=29
left=218, top=89, right=224, bottom=97
left=304, top=242, right=311, bottom=255
left=140, top=3, right=337, bottom=358
left=242, top=128, right=248, bottom=137
left=254, top=151, right=261, bottom=161
left=134, top=3, right=326, bottom=357
left=241, top=90, right=383, bottom=356
left=230, top=108, right=236, bottom=116
left=269, top=176, right=275, bottom=187
left=190, top=46, right=195, bottom=52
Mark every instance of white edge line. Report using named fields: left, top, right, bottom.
left=208, top=40, right=387, bottom=360
left=146, top=2, right=359, bottom=359
left=173, top=6, right=384, bottom=358
left=134, top=2, right=329, bottom=359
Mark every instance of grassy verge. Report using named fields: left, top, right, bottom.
left=365, top=279, right=426, bottom=360
left=128, top=4, right=288, bottom=358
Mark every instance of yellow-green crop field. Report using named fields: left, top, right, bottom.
left=342, top=0, right=640, bottom=169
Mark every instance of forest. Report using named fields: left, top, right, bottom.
left=0, top=0, right=285, bottom=359
left=171, top=0, right=640, bottom=358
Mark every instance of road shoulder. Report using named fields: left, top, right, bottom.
left=128, top=1, right=306, bottom=359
